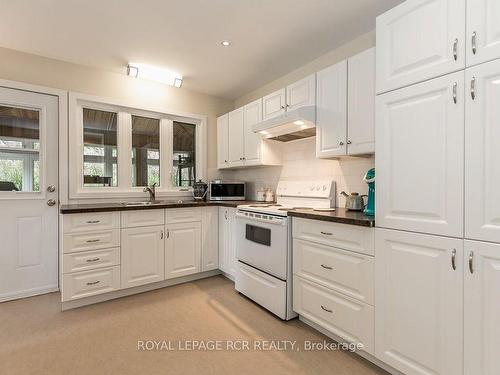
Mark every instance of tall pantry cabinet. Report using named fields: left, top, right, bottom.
left=375, top=0, right=500, bottom=374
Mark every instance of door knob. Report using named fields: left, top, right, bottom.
left=47, top=199, right=57, bottom=207
left=47, top=185, right=56, bottom=193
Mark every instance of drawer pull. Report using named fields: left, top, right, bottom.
left=86, top=258, right=101, bottom=263
left=86, top=280, right=100, bottom=286
left=86, top=239, right=101, bottom=243
left=321, top=264, right=333, bottom=270
left=320, top=231, right=332, bottom=236
left=86, top=220, right=101, bottom=224
left=321, top=305, right=333, bottom=313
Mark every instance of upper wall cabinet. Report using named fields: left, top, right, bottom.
left=262, top=75, right=316, bottom=121
left=227, top=108, right=245, bottom=168
left=376, top=0, right=466, bottom=94
left=217, top=114, right=229, bottom=169
left=376, top=72, right=464, bottom=238
left=243, top=99, right=263, bottom=166
left=467, top=0, right=500, bottom=67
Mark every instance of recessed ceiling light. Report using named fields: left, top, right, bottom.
left=221, top=40, right=231, bottom=47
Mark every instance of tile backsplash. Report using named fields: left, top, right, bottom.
left=208, top=137, right=374, bottom=208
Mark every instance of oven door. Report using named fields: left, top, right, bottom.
left=235, top=210, right=288, bottom=280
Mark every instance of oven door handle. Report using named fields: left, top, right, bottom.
left=235, top=212, right=287, bottom=226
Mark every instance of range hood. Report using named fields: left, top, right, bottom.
left=252, top=105, right=316, bottom=142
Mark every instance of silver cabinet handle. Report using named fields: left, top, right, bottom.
left=451, top=248, right=456, bottom=270
left=472, top=31, right=477, bottom=55
left=86, top=280, right=100, bottom=286
left=280, top=105, right=285, bottom=110
left=86, top=258, right=100, bottom=263
left=471, top=77, right=476, bottom=100
left=321, top=264, right=333, bottom=270
left=320, top=231, right=332, bottom=236
left=160, top=230, right=164, bottom=239
left=86, top=239, right=100, bottom=243
left=347, top=140, right=352, bottom=145
left=225, top=211, right=228, bottom=220
left=469, top=251, right=474, bottom=274
left=166, top=230, right=170, bottom=239
left=321, top=305, right=333, bottom=313
left=339, top=141, right=344, bottom=146
left=453, top=38, right=458, bottom=61
left=47, top=199, right=56, bottom=207
left=453, top=82, right=457, bottom=104
left=47, top=185, right=56, bottom=193
left=86, top=220, right=100, bottom=224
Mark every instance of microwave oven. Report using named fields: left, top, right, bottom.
left=208, top=181, right=246, bottom=201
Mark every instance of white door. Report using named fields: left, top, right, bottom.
left=227, top=108, right=245, bottom=167
left=121, top=225, right=164, bottom=288
left=243, top=98, right=262, bottom=165
left=467, top=0, right=500, bottom=67
left=286, top=74, right=316, bottom=112
left=0, top=87, right=59, bottom=302
left=218, top=207, right=229, bottom=273
left=375, top=229, right=463, bottom=375
left=376, top=0, right=466, bottom=94
left=464, top=240, right=500, bottom=375
left=165, top=222, right=201, bottom=279
left=465, top=59, right=500, bottom=243
left=316, top=60, right=348, bottom=158
left=376, top=72, right=464, bottom=237
left=262, top=88, right=286, bottom=121
left=201, top=207, right=218, bottom=272
left=217, top=114, right=229, bottom=169
left=347, top=48, right=375, bottom=155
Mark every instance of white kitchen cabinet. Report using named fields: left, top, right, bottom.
left=316, top=60, right=348, bottom=158
left=217, top=114, right=229, bottom=169
left=165, top=221, right=201, bottom=279
left=201, top=207, right=219, bottom=271
left=464, top=240, right=500, bottom=375
left=376, top=72, right=464, bottom=238
left=286, top=74, right=316, bottom=112
left=243, top=98, right=263, bottom=165
left=375, top=229, right=463, bottom=375
left=347, top=47, right=375, bottom=155
left=465, top=59, right=500, bottom=243
left=218, top=207, right=237, bottom=277
left=376, top=0, right=466, bottom=94
left=228, top=107, right=245, bottom=167
left=262, top=88, right=286, bottom=120
left=467, top=0, right=500, bottom=67
left=121, top=225, right=165, bottom=288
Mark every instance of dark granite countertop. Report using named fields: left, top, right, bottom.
left=60, top=200, right=262, bottom=214
left=288, top=207, right=375, bottom=227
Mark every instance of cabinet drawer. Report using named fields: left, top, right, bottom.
left=292, top=218, right=374, bottom=255
left=293, top=239, right=374, bottom=305
left=293, top=276, right=374, bottom=355
left=165, top=208, right=201, bottom=224
left=121, top=209, right=164, bottom=228
left=63, top=247, right=120, bottom=274
left=63, top=212, right=120, bottom=233
left=63, top=229, right=120, bottom=254
left=62, top=266, right=120, bottom=302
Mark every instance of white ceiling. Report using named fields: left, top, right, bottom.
left=0, top=0, right=402, bottom=100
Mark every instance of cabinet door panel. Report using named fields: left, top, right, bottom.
left=262, top=88, right=286, bottom=121
left=376, top=0, right=466, bottom=93
left=316, top=60, right=347, bottom=158
left=465, top=60, right=500, bottom=242
left=228, top=108, right=245, bottom=167
left=375, top=229, right=463, bottom=375
left=217, top=114, right=229, bottom=169
left=376, top=72, right=464, bottom=237
left=286, top=74, right=316, bottom=112
left=165, top=222, right=201, bottom=279
left=201, top=207, right=219, bottom=271
left=467, top=0, right=500, bottom=67
left=464, top=240, right=500, bottom=375
left=243, top=98, right=262, bottom=165
left=121, top=226, right=164, bottom=288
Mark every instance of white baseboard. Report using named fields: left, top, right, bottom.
left=0, top=285, right=59, bottom=303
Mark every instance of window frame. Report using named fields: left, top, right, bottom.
left=68, top=92, right=207, bottom=199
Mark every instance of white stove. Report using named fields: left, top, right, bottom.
left=234, top=180, right=335, bottom=321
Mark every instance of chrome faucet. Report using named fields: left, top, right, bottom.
left=143, top=183, right=157, bottom=203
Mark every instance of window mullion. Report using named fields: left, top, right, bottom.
left=160, top=118, right=173, bottom=190
left=118, top=112, right=132, bottom=190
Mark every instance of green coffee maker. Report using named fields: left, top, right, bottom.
left=363, top=168, right=375, bottom=216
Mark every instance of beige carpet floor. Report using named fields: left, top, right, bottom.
left=0, top=275, right=388, bottom=375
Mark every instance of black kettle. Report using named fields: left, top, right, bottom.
left=192, top=180, right=208, bottom=201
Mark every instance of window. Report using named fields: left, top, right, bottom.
left=172, top=121, right=196, bottom=187
left=131, top=115, right=160, bottom=187
left=0, top=106, right=40, bottom=192
left=82, top=108, right=118, bottom=187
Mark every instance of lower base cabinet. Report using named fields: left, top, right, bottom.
left=121, top=225, right=165, bottom=289
left=375, top=228, right=463, bottom=375
left=165, top=222, right=201, bottom=279
left=219, top=207, right=237, bottom=277
left=464, top=240, right=500, bottom=375
left=201, top=207, right=219, bottom=271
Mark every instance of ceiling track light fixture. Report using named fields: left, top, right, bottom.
left=126, top=62, right=183, bottom=88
